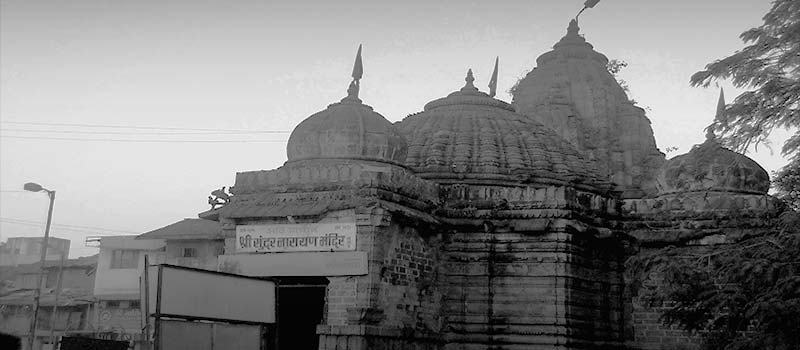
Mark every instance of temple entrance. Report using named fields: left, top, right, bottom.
left=275, top=277, right=329, bottom=350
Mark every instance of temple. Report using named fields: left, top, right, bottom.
left=200, top=20, right=783, bottom=350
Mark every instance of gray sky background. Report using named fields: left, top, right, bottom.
left=1, top=0, right=792, bottom=258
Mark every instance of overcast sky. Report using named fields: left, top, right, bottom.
left=1, top=0, right=790, bottom=258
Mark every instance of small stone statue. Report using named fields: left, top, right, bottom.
left=208, top=196, right=223, bottom=209
left=208, top=186, right=231, bottom=209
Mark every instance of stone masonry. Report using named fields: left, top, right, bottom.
left=199, top=20, right=790, bottom=350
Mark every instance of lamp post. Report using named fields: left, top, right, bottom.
left=24, top=182, right=56, bottom=350
left=48, top=248, right=66, bottom=348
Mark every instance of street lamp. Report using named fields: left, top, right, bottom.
left=24, top=182, right=56, bottom=350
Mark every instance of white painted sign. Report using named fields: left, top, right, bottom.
left=236, top=222, right=356, bottom=253
left=218, top=251, right=368, bottom=276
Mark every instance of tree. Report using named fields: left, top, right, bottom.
left=625, top=2, right=800, bottom=349
left=627, top=212, right=800, bottom=350
left=606, top=58, right=631, bottom=95
left=774, top=158, right=800, bottom=210
left=690, top=0, right=799, bottom=164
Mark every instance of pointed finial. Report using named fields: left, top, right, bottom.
left=460, top=69, right=478, bottom=92
left=706, top=88, right=726, bottom=142
left=715, top=87, right=726, bottom=121
left=488, top=57, right=499, bottom=97
left=344, top=45, right=363, bottom=102
left=352, top=44, right=363, bottom=81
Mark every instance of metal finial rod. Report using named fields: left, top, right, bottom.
left=575, top=0, right=600, bottom=21
left=488, top=57, right=499, bottom=97
left=345, top=44, right=363, bottom=101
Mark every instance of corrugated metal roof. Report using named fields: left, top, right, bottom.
left=136, top=218, right=222, bottom=240
left=11, top=255, right=97, bottom=274
left=0, top=288, right=94, bottom=306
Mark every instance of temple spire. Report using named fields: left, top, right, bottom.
left=488, top=57, right=499, bottom=97
left=345, top=44, right=363, bottom=102
left=566, top=19, right=580, bottom=38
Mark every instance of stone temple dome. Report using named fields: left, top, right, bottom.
left=286, top=78, right=407, bottom=166
left=655, top=132, right=770, bottom=196
left=654, top=90, right=770, bottom=196
left=395, top=69, right=602, bottom=188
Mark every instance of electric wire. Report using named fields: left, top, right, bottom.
left=0, top=135, right=288, bottom=143
left=0, top=217, right=138, bottom=235
left=0, top=128, right=289, bottom=135
left=0, top=120, right=290, bottom=133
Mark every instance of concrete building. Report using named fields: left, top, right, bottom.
left=193, top=21, right=784, bottom=350
left=85, top=220, right=223, bottom=349
left=136, top=218, right=224, bottom=271
left=0, top=255, right=97, bottom=350
left=90, top=235, right=165, bottom=348
left=0, top=237, right=71, bottom=267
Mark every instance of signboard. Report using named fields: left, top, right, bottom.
left=158, top=319, right=262, bottom=350
left=146, top=265, right=275, bottom=324
left=218, top=251, right=368, bottom=277
left=236, top=222, right=356, bottom=253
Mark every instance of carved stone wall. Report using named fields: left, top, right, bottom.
left=440, top=226, right=625, bottom=349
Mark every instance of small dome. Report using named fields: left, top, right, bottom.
left=396, top=70, right=602, bottom=188
left=287, top=93, right=407, bottom=165
left=655, top=138, right=770, bottom=195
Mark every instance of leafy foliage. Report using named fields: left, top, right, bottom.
left=690, top=0, right=799, bottom=161
left=774, top=158, right=800, bottom=210
left=627, top=212, right=800, bottom=350
left=606, top=58, right=634, bottom=102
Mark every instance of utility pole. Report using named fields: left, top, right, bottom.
left=142, top=254, right=151, bottom=350
left=24, top=183, right=56, bottom=350
left=48, top=250, right=66, bottom=348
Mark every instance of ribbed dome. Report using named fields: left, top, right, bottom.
left=655, top=138, right=770, bottom=195
left=287, top=94, right=407, bottom=165
left=395, top=71, right=602, bottom=188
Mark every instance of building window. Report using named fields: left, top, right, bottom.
left=110, top=250, right=139, bottom=269
left=182, top=247, right=197, bottom=258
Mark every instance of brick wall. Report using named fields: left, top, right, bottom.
left=318, top=210, right=444, bottom=349
left=629, top=300, right=700, bottom=350
left=376, top=225, right=440, bottom=331
left=626, top=244, right=705, bottom=349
